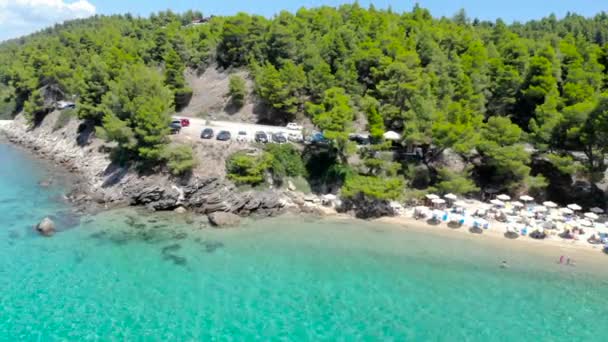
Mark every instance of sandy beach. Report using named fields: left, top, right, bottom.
left=372, top=214, right=608, bottom=268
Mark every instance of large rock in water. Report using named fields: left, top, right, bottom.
left=208, top=212, right=241, bottom=228
left=36, top=217, right=55, bottom=236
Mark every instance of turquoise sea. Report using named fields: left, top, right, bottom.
left=1, top=142, right=608, bottom=341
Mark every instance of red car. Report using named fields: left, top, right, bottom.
left=180, top=118, right=190, bottom=127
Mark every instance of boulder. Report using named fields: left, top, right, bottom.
left=208, top=212, right=241, bottom=228
left=430, top=148, right=467, bottom=173
left=287, top=180, right=296, bottom=191
left=36, top=217, right=55, bottom=236
left=174, top=206, right=187, bottom=214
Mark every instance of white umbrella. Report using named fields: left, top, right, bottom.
left=542, top=201, right=558, bottom=208
left=512, top=201, right=524, bottom=208
left=560, top=207, right=574, bottom=215
left=584, top=212, right=599, bottom=221
left=579, top=219, right=594, bottom=227
left=454, top=201, right=467, bottom=208
left=497, top=194, right=511, bottom=201
left=432, top=198, right=446, bottom=205
left=567, top=204, right=582, bottom=211
left=520, top=195, right=534, bottom=202
left=322, top=194, right=337, bottom=201
left=383, top=131, right=401, bottom=141
left=425, top=194, right=439, bottom=200
left=444, top=193, right=458, bottom=200
left=490, top=199, right=505, bottom=206
left=534, top=206, right=548, bottom=213
left=590, top=207, right=604, bottom=214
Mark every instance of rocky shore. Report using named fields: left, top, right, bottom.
left=0, top=112, right=314, bottom=220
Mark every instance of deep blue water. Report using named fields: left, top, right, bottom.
left=1, top=143, right=608, bottom=340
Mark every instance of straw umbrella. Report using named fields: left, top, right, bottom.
left=497, top=194, right=511, bottom=201
left=432, top=198, right=446, bottom=208
left=567, top=204, right=582, bottom=211
left=425, top=194, right=439, bottom=200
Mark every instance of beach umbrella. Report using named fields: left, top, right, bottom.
left=383, top=131, right=402, bottom=141
left=567, top=204, right=582, bottom=211
left=497, top=194, right=511, bottom=201
left=444, top=193, right=458, bottom=200
left=490, top=199, right=505, bottom=207
left=425, top=194, right=439, bottom=200
left=520, top=195, right=534, bottom=202
left=542, top=201, right=558, bottom=208
left=534, top=206, right=548, bottom=213
left=512, top=201, right=524, bottom=208
left=579, top=219, right=594, bottom=227
left=584, top=212, right=599, bottom=221
left=560, top=207, right=574, bottom=215
left=590, top=207, right=604, bottom=214
left=432, top=198, right=446, bottom=205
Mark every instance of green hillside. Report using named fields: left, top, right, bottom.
left=1, top=5, right=607, bottom=203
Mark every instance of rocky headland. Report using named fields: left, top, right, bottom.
left=0, top=112, right=313, bottom=220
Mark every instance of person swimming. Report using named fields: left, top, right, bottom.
left=500, top=260, right=509, bottom=269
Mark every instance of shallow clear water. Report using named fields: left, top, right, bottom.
left=2, top=143, right=608, bottom=340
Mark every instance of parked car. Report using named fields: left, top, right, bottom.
left=348, top=133, right=371, bottom=145
left=236, top=131, right=248, bottom=142
left=216, top=130, right=231, bottom=141
left=169, top=120, right=182, bottom=134
left=200, top=128, right=214, bottom=139
left=272, top=132, right=287, bottom=143
left=287, top=132, right=303, bottom=143
left=307, top=132, right=329, bottom=145
left=180, top=118, right=190, bottom=127
left=56, top=101, right=76, bottom=110
left=255, top=131, right=269, bottom=143
left=286, top=122, right=303, bottom=131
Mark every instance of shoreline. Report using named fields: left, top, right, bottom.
left=3, top=118, right=608, bottom=265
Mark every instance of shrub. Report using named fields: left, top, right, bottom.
left=162, top=144, right=197, bottom=176
left=226, top=152, right=273, bottom=185
left=228, top=75, right=247, bottom=109
left=341, top=175, right=404, bottom=200
left=265, top=143, right=306, bottom=180
left=174, top=87, right=193, bottom=111
left=434, top=167, right=479, bottom=195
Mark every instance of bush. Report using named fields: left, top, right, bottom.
left=226, top=152, right=273, bottom=185
left=434, top=167, right=479, bottom=195
left=341, top=175, right=404, bottom=200
left=162, top=144, right=197, bottom=176
left=265, top=143, right=306, bottom=180
left=53, top=108, right=75, bottom=131
left=228, top=75, right=247, bottom=109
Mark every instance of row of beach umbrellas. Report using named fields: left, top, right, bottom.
left=424, top=192, right=605, bottom=223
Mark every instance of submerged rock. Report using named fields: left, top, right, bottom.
left=174, top=206, right=187, bottom=214
left=36, top=217, right=55, bottom=236
left=208, top=212, right=241, bottom=228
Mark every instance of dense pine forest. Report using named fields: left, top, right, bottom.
left=1, top=4, right=608, bottom=205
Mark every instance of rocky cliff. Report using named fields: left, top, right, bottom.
left=1, top=112, right=290, bottom=216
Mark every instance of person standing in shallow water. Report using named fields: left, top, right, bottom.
left=500, top=260, right=509, bottom=269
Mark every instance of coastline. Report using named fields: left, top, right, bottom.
left=2, top=116, right=607, bottom=266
